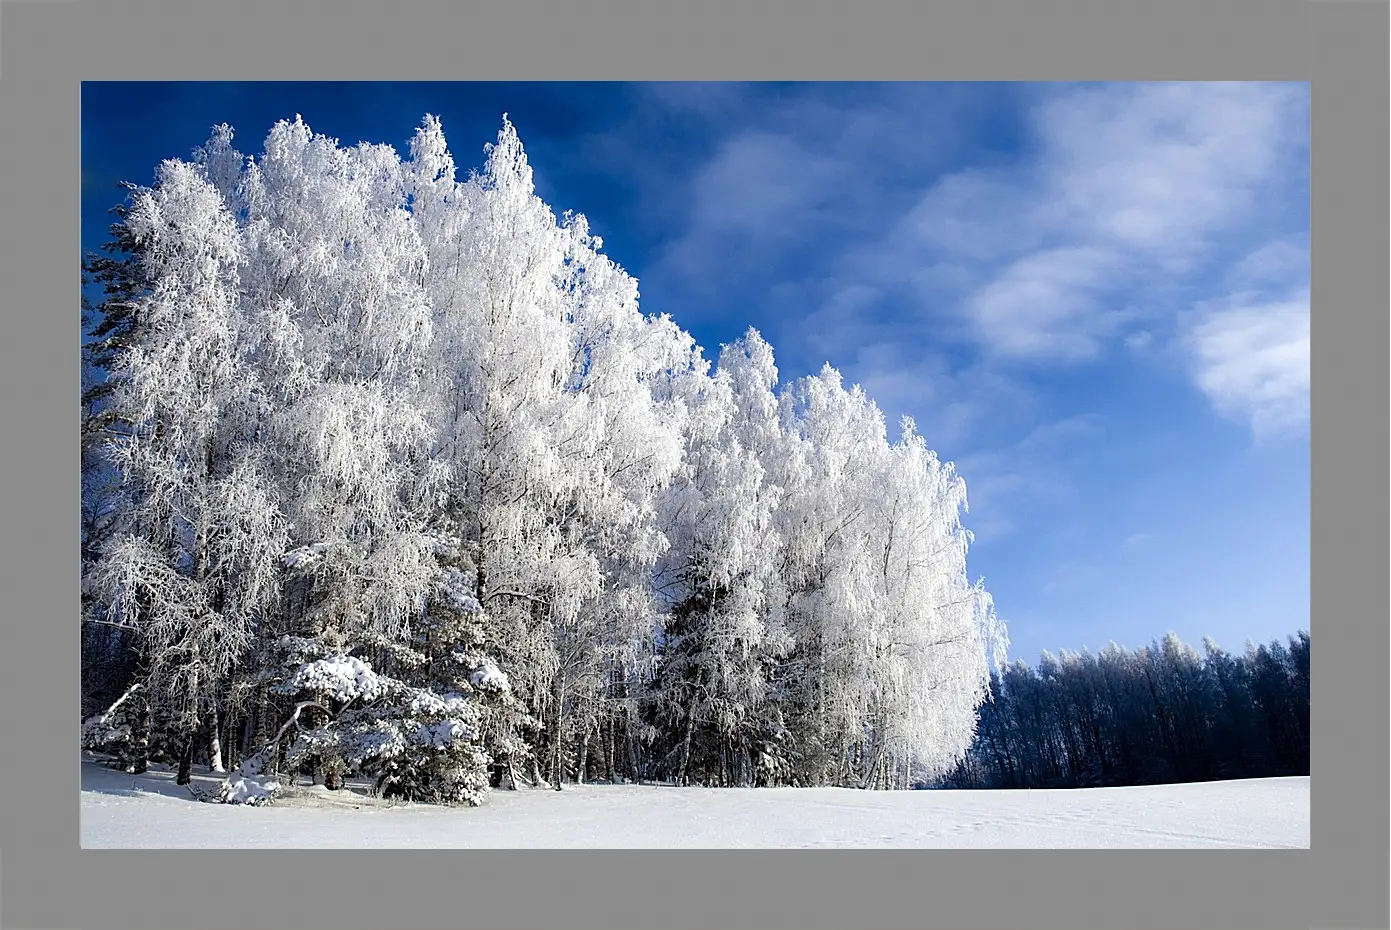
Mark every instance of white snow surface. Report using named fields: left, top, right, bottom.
left=81, top=754, right=1308, bottom=849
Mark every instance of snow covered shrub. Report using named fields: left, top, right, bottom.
left=218, top=750, right=281, bottom=805
left=749, top=710, right=795, bottom=788
left=355, top=575, right=521, bottom=803
left=280, top=654, right=390, bottom=705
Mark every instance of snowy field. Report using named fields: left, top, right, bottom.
left=81, top=754, right=1308, bottom=849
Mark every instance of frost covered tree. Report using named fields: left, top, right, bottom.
left=406, top=116, right=695, bottom=788
left=544, top=214, right=691, bottom=785
left=234, top=116, right=438, bottom=642
left=228, top=117, right=514, bottom=799
left=772, top=365, right=1004, bottom=787
left=851, top=420, right=1002, bottom=787
left=82, top=189, right=153, bottom=727
left=648, top=330, right=788, bottom=787
left=88, top=155, right=284, bottom=784
left=406, top=115, right=601, bottom=787
left=81, top=112, right=1008, bottom=805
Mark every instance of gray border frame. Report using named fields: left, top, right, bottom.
left=2, top=1, right=1384, bottom=929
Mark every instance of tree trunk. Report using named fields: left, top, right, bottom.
left=625, top=712, right=643, bottom=785
left=474, top=508, right=490, bottom=606
left=208, top=704, right=225, bottom=774
left=576, top=719, right=591, bottom=785
left=176, top=734, right=195, bottom=786
left=224, top=704, right=241, bottom=772
left=603, top=715, right=616, bottom=783
left=677, top=705, right=697, bottom=787
left=529, top=752, right=545, bottom=788
left=551, top=679, right=566, bottom=790
left=256, top=686, right=275, bottom=773
left=240, top=702, right=257, bottom=761
left=867, top=740, right=888, bottom=790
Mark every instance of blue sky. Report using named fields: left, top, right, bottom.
left=81, top=82, right=1311, bottom=666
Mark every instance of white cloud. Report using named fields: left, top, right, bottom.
left=806, top=82, right=1308, bottom=444
left=1034, top=82, right=1306, bottom=261
left=1189, top=289, right=1310, bottom=437
left=966, top=246, right=1134, bottom=361
left=643, top=85, right=978, bottom=302
left=689, top=131, right=835, bottom=233
left=653, top=129, right=846, bottom=292
left=846, top=348, right=1037, bottom=451
left=893, top=169, right=1035, bottom=263
left=919, top=82, right=1309, bottom=363
left=1225, top=234, right=1310, bottom=294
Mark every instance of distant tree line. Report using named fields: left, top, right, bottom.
left=939, top=630, right=1309, bottom=790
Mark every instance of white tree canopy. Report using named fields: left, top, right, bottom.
left=83, top=112, right=1006, bottom=799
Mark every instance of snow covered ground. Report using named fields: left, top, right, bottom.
left=80, top=754, right=1308, bottom=849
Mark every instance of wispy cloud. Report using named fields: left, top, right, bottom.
left=1180, top=232, right=1310, bottom=438
left=1225, top=235, right=1310, bottom=294
left=1032, top=82, right=1305, bottom=261
left=713, top=83, right=1310, bottom=455
left=590, top=83, right=1308, bottom=543
left=846, top=349, right=1039, bottom=452
left=862, top=82, right=1309, bottom=366
left=955, top=414, right=1107, bottom=541
left=633, top=85, right=984, bottom=305
left=1189, top=288, right=1310, bottom=437
left=965, top=245, right=1135, bottom=362
left=657, top=129, right=846, bottom=287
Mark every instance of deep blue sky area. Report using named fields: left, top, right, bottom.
left=81, top=81, right=1312, bottom=666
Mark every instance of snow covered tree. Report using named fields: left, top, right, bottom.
left=772, top=365, right=1004, bottom=787
left=541, top=214, right=691, bottom=785
left=88, top=153, right=286, bottom=783
left=647, top=330, right=788, bottom=786
left=852, top=419, right=1003, bottom=786
left=405, top=114, right=593, bottom=786
left=81, top=112, right=1013, bottom=805
left=235, top=116, right=438, bottom=641
left=82, top=189, right=152, bottom=726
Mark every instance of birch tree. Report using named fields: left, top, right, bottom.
left=774, top=365, right=1003, bottom=786
left=647, top=330, right=787, bottom=786
left=90, top=155, right=284, bottom=783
